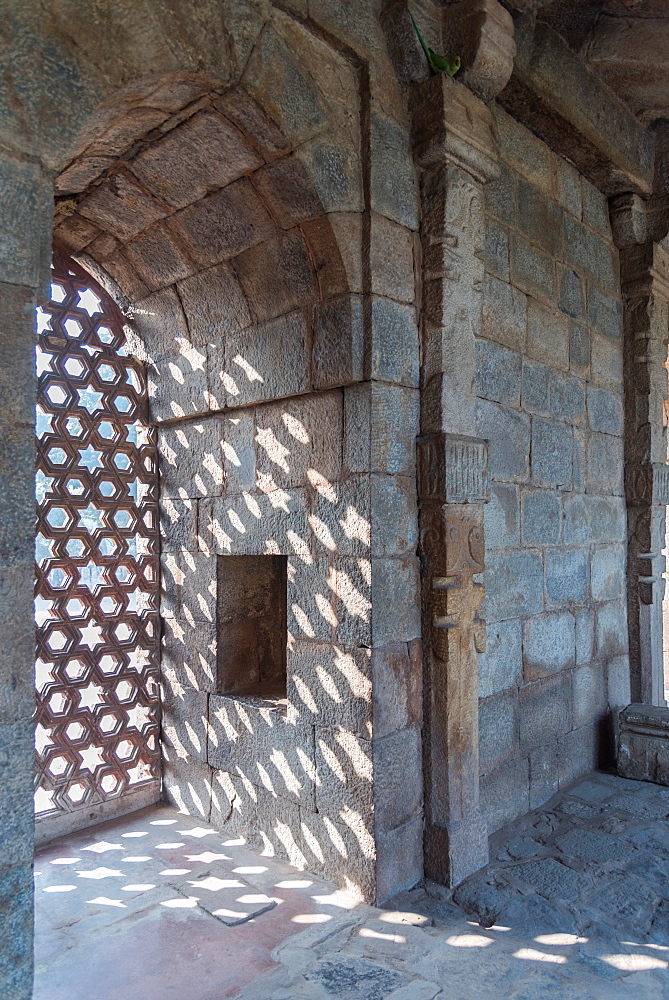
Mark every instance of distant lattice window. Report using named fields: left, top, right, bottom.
left=34, top=253, right=160, bottom=822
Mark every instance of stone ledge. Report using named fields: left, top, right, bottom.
left=618, top=702, right=669, bottom=785
left=498, top=16, right=654, bottom=196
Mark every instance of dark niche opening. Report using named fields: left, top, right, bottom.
left=216, top=554, right=287, bottom=701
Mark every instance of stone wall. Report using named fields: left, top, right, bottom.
left=476, top=105, right=631, bottom=833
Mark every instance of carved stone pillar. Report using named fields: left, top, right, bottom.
left=411, top=74, right=501, bottom=885
left=611, top=196, right=669, bottom=705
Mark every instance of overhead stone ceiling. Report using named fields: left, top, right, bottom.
left=526, top=0, right=669, bottom=122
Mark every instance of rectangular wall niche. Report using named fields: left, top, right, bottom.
left=216, top=555, right=287, bottom=699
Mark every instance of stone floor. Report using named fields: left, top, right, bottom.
left=35, top=771, right=669, bottom=1000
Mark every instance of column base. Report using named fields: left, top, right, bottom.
left=424, top=814, right=489, bottom=888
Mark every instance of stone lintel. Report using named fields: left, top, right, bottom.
left=499, top=16, right=654, bottom=196
left=618, top=703, right=669, bottom=785
left=625, top=463, right=669, bottom=508
left=411, top=74, right=500, bottom=183
left=418, top=433, right=489, bottom=505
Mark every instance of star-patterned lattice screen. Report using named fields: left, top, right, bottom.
left=34, top=253, right=160, bottom=820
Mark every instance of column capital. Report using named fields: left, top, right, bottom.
left=418, top=432, right=489, bottom=505
left=411, top=74, right=500, bottom=183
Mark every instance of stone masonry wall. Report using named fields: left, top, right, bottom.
left=476, top=106, right=631, bottom=834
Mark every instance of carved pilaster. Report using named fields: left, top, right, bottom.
left=614, top=200, right=669, bottom=705
left=412, top=65, right=503, bottom=886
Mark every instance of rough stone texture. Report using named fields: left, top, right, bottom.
left=478, top=107, right=628, bottom=837
left=618, top=703, right=669, bottom=786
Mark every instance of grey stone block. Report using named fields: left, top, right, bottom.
left=572, top=661, right=607, bottom=729
left=564, top=215, right=618, bottom=292
left=373, top=727, right=422, bottom=833
left=531, top=417, right=572, bottom=488
left=572, top=427, right=586, bottom=493
left=256, top=390, right=343, bottom=489
left=370, top=297, right=419, bottom=387
left=484, top=481, right=519, bottom=548
left=510, top=234, right=555, bottom=302
left=370, top=213, right=416, bottom=303
left=520, top=672, right=572, bottom=749
left=481, top=756, right=530, bottom=834
left=209, top=696, right=316, bottom=809
left=483, top=550, right=544, bottom=622
left=162, top=617, right=217, bottom=695
left=0, top=721, right=33, bottom=867
left=372, top=640, right=421, bottom=740
left=148, top=347, right=210, bottom=422
left=591, top=330, right=623, bottom=386
left=586, top=432, right=623, bottom=495
left=587, top=387, right=623, bottom=436
left=569, top=322, right=590, bottom=376
left=582, top=180, right=611, bottom=237
left=370, top=384, right=420, bottom=476
left=288, top=641, right=372, bottom=737
left=521, top=360, right=550, bottom=415
left=521, top=489, right=560, bottom=545
left=158, top=417, right=224, bottom=499
left=224, top=310, right=311, bottom=407
left=478, top=619, right=522, bottom=697
left=527, top=299, right=569, bottom=370
left=607, top=655, right=631, bottom=711
left=558, top=723, right=599, bottom=787
left=479, top=691, right=519, bottom=773
left=161, top=687, right=209, bottom=763
left=159, top=497, right=198, bottom=553
left=544, top=549, right=588, bottom=607
left=315, top=726, right=373, bottom=821
left=370, top=112, right=419, bottom=230
left=559, top=268, right=585, bottom=319
left=0, top=862, right=33, bottom=1000
left=484, top=162, right=516, bottom=225
left=312, top=293, right=363, bottom=389
left=588, top=285, right=622, bottom=340
left=575, top=608, right=595, bottom=665
left=591, top=545, right=625, bottom=602
left=370, top=474, right=418, bottom=558
left=371, top=557, right=421, bottom=646
left=556, top=161, right=582, bottom=219
left=563, top=494, right=626, bottom=545
left=475, top=339, right=521, bottom=406
left=550, top=372, right=585, bottom=422
left=375, top=813, right=423, bottom=903
left=0, top=152, right=52, bottom=287
left=529, top=737, right=559, bottom=809
left=220, top=409, right=257, bottom=495
left=162, top=749, right=213, bottom=821
left=484, top=218, right=510, bottom=281
left=482, top=274, right=527, bottom=353
left=476, top=400, right=530, bottom=483
left=517, top=178, right=563, bottom=256
left=523, top=612, right=575, bottom=680
left=596, top=601, right=628, bottom=659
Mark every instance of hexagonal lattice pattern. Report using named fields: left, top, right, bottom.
left=35, top=255, right=159, bottom=818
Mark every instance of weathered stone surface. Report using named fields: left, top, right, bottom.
left=481, top=757, right=529, bottom=834
left=0, top=722, right=33, bottom=866
left=479, top=692, right=519, bottom=773
left=475, top=339, right=521, bottom=406
left=478, top=619, right=522, bottom=697
left=219, top=310, right=311, bottom=407
left=442, top=0, right=515, bottom=101
left=233, top=230, right=318, bottom=323
left=123, top=224, right=193, bottom=291
left=484, top=550, right=543, bottom=621
left=0, top=153, right=52, bottom=286
left=476, top=400, right=530, bottom=483
left=527, top=300, right=569, bottom=371
left=484, top=481, right=519, bottom=548
left=499, top=16, right=654, bottom=195
left=544, top=549, right=587, bottom=607
left=618, top=704, right=669, bottom=786
left=596, top=601, right=628, bottom=659
left=510, top=235, right=555, bottom=302
left=523, top=612, right=575, bottom=679
left=519, top=672, right=571, bottom=749
left=79, top=170, right=169, bottom=241
left=214, top=86, right=291, bottom=162
left=370, top=298, right=419, bottom=387
left=253, top=154, right=323, bottom=229
left=372, top=640, right=421, bottom=740
left=572, top=662, right=607, bottom=729
left=0, top=862, right=33, bottom=1000
left=177, top=262, right=251, bottom=343
left=371, top=111, right=419, bottom=230
left=167, top=178, right=273, bottom=266
left=130, top=108, right=262, bottom=208
left=521, top=489, right=560, bottom=545
left=531, top=417, right=572, bottom=489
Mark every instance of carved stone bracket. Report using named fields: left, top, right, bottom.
left=418, top=433, right=489, bottom=504
left=625, top=463, right=669, bottom=508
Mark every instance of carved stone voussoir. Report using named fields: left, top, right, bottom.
left=442, top=0, right=516, bottom=102
left=625, top=462, right=669, bottom=507
left=418, top=432, right=489, bottom=504
left=411, top=74, right=500, bottom=183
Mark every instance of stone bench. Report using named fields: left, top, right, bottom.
left=618, top=703, right=669, bottom=786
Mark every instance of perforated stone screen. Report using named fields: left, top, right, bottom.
left=34, top=253, right=160, bottom=822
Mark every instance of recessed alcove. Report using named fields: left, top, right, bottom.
left=216, top=554, right=287, bottom=702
